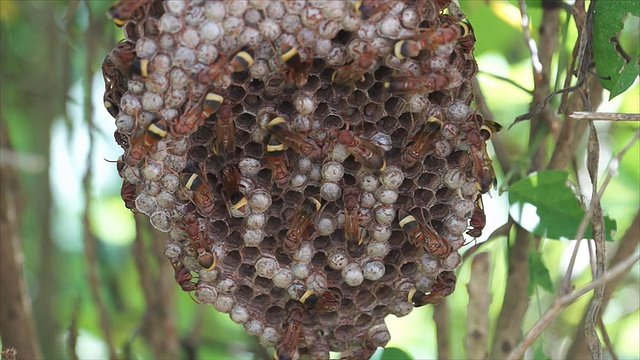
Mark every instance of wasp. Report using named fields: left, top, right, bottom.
left=398, top=210, right=451, bottom=258
left=171, top=261, right=200, bottom=303
left=299, top=289, right=341, bottom=313
left=197, top=48, right=254, bottom=84
left=409, top=271, right=457, bottom=307
left=354, top=0, right=396, bottom=20
left=278, top=42, right=312, bottom=86
left=401, top=116, right=443, bottom=168
left=212, top=105, right=236, bottom=158
left=107, top=0, right=152, bottom=27
left=464, top=124, right=496, bottom=194
left=124, top=118, right=168, bottom=165
left=120, top=181, right=138, bottom=213
left=466, top=195, right=486, bottom=238
left=221, top=164, right=248, bottom=216
left=342, top=187, right=363, bottom=244
left=103, top=93, right=120, bottom=118
left=479, top=118, right=503, bottom=141
left=332, top=46, right=377, bottom=85
left=283, top=197, right=321, bottom=254
left=183, top=214, right=217, bottom=270
left=266, top=116, right=323, bottom=158
left=457, top=20, right=476, bottom=53
left=108, top=40, right=136, bottom=77
left=394, top=22, right=467, bottom=59
left=383, top=73, right=452, bottom=95
left=180, top=162, right=216, bottom=215
left=170, top=91, right=222, bottom=139
left=107, top=40, right=150, bottom=79
left=202, top=92, right=224, bottom=119
left=264, top=134, right=290, bottom=188
left=273, top=308, right=304, bottom=360
left=335, top=129, right=386, bottom=173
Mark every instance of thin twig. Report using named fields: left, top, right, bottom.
left=511, top=83, right=583, bottom=126
left=66, top=298, right=81, bottom=360
left=566, top=211, right=640, bottom=359
left=506, top=252, right=640, bottom=360
left=569, top=112, right=640, bottom=121
left=477, top=70, right=533, bottom=94
left=598, top=317, right=619, bottom=360
left=518, top=0, right=543, bottom=76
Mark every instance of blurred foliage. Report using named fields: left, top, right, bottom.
left=1, top=1, right=638, bottom=360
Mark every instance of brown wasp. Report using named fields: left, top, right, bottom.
left=183, top=214, right=216, bottom=270
left=408, top=271, right=457, bottom=307
left=124, top=118, right=168, bottom=166
left=277, top=41, right=312, bottom=86
left=171, top=261, right=199, bottom=303
left=196, top=48, right=254, bottom=84
left=266, top=116, right=323, bottom=158
left=463, top=123, right=496, bottom=194
left=107, top=40, right=149, bottom=78
left=398, top=210, right=451, bottom=258
left=457, top=20, right=476, bottom=53
left=212, top=104, right=236, bottom=158
left=180, top=162, right=216, bottom=215
left=299, top=289, right=341, bottom=313
left=342, top=187, right=363, bottom=244
left=383, top=73, right=453, bottom=95
left=354, top=0, right=396, bottom=20
left=335, top=128, right=386, bottom=174
left=283, top=196, right=321, bottom=254
left=466, top=195, right=486, bottom=238
left=273, top=307, right=304, bottom=360
left=401, top=116, right=443, bottom=168
left=221, top=164, right=248, bottom=216
left=264, top=134, right=290, bottom=188
left=394, top=21, right=469, bottom=59
left=332, top=46, right=377, bottom=86
left=120, top=181, right=138, bottom=213
left=479, top=118, right=503, bottom=142
left=107, top=0, right=152, bottom=27
left=172, top=91, right=220, bottom=136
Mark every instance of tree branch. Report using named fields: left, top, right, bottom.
left=506, top=252, right=640, bottom=360
left=81, top=12, right=118, bottom=358
left=433, top=301, right=451, bottom=360
left=0, top=126, right=42, bottom=360
left=465, top=253, right=491, bottom=359
left=489, top=226, right=530, bottom=359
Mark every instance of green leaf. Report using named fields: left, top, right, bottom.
left=380, top=347, right=413, bottom=360
left=593, top=1, right=640, bottom=99
left=509, top=170, right=617, bottom=241
left=528, top=252, right=554, bottom=295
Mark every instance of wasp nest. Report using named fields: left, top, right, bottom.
left=103, top=0, right=498, bottom=358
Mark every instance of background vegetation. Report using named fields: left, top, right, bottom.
left=1, top=1, right=638, bottom=359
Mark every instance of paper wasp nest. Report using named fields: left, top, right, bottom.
left=104, top=0, right=497, bottom=358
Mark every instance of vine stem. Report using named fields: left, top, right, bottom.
left=561, top=129, right=640, bottom=291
